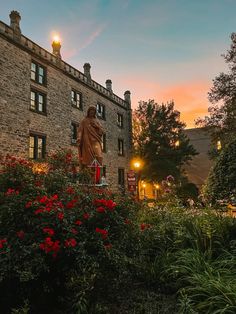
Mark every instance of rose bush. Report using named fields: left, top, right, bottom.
left=0, top=154, right=141, bottom=313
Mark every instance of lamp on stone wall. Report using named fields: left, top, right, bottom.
left=52, top=35, right=61, bottom=59
left=133, top=159, right=143, bottom=201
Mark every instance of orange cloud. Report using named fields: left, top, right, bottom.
left=158, top=81, right=211, bottom=128
left=124, top=78, right=211, bottom=128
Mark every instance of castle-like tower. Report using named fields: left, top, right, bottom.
left=0, top=11, right=132, bottom=190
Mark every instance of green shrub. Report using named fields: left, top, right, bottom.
left=204, top=138, right=236, bottom=204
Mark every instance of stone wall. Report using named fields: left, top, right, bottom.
left=0, top=16, right=132, bottom=191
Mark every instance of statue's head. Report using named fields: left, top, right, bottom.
left=87, top=106, right=97, bottom=118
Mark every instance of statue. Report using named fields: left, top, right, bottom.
left=77, top=106, right=104, bottom=167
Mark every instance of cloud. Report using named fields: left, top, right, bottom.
left=78, top=23, right=106, bottom=52
left=117, top=76, right=211, bottom=128
left=57, top=21, right=107, bottom=61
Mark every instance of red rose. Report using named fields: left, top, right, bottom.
left=16, top=230, right=25, bottom=239
left=96, top=206, right=105, bottom=213
left=43, top=228, right=55, bottom=236
left=83, top=213, right=90, bottom=219
left=65, top=238, right=77, bottom=247
left=57, top=212, right=64, bottom=220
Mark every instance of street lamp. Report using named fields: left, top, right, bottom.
left=154, top=183, right=160, bottom=200
left=133, top=159, right=142, bottom=201
left=142, top=182, right=146, bottom=199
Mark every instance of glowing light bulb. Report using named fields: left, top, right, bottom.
left=53, top=35, right=60, bottom=43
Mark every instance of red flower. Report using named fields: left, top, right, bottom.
left=25, top=201, right=32, bottom=208
left=83, top=213, right=90, bottom=219
left=39, top=237, right=60, bottom=255
left=95, top=228, right=108, bottom=239
left=71, top=228, right=78, bottom=234
left=66, top=187, right=75, bottom=194
left=94, top=199, right=116, bottom=210
left=125, top=219, right=131, bottom=224
left=140, top=223, right=151, bottom=231
left=39, top=195, right=48, bottom=203
left=66, top=199, right=77, bottom=209
left=75, top=220, right=82, bottom=226
left=104, top=243, right=112, bottom=249
left=5, top=188, right=19, bottom=196
left=16, top=230, right=25, bottom=239
left=43, top=227, right=55, bottom=236
left=64, top=238, right=77, bottom=247
left=96, top=206, right=105, bottom=213
left=57, top=212, right=64, bottom=220
left=0, top=239, right=7, bottom=249
left=34, top=208, right=44, bottom=215
left=106, top=200, right=116, bottom=210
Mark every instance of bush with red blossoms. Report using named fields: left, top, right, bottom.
left=0, top=154, right=141, bottom=313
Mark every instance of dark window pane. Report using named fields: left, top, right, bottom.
left=118, top=168, right=125, bottom=185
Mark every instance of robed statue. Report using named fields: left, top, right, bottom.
left=77, top=106, right=104, bottom=167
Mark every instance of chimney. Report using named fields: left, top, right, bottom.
left=52, top=38, right=61, bottom=59
left=105, top=79, right=113, bottom=92
left=83, top=63, right=91, bottom=81
left=9, top=11, right=21, bottom=40
left=124, top=90, right=131, bottom=105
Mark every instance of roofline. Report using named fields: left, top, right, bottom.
left=0, top=20, right=130, bottom=110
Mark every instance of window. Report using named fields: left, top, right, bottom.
left=71, top=90, right=82, bottom=110
left=31, top=61, right=46, bottom=85
left=101, top=133, right=106, bottom=152
left=30, top=90, right=46, bottom=114
left=71, top=122, right=79, bottom=144
left=96, top=103, right=105, bottom=119
left=118, top=168, right=125, bottom=186
left=217, top=140, right=222, bottom=151
left=118, top=139, right=124, bottom=156
left=29, top=134, right=46, bottom=159
left=117, top=113, right=123, bottom=128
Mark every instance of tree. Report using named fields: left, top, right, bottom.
left=133, top=100, right=197, bottom=182
left=196, top=33, right=236, bottom=147
left=203, top=138, right=236, bottom=204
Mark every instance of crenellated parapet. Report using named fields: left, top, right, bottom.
left=0, top=16, right=130, bottom=109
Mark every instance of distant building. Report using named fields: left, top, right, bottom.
left=184, top=128, right=213, bottom=188
left=0, top=11, right=132, bottom=190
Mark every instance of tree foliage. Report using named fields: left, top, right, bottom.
left=204, top=138, right=236, bottom=204
left=133, top=100, right=197, bottom=182
left=196, top=33, right=236, bottom=145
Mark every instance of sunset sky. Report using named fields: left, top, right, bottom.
left=1, top=0, right=235, bottom=128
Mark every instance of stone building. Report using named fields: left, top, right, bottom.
left=0, top=11, right=132, bottom=190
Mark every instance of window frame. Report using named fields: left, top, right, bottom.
left=96, top=103, right=106, bottom=120
left=118, top=168, right=125, bottom=186
left=29, top=133, right=46, bottom=160
left=117, top=113, right=124, bottom=128
left=71, top=122, right=79, bottom=145
left=31, top=61, right=46, bottom=85
left=30, top=89, right=47, bottom=114
left=118, top=138, right=124, bottom=156
left=71, top=90, right=83, bottom=110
